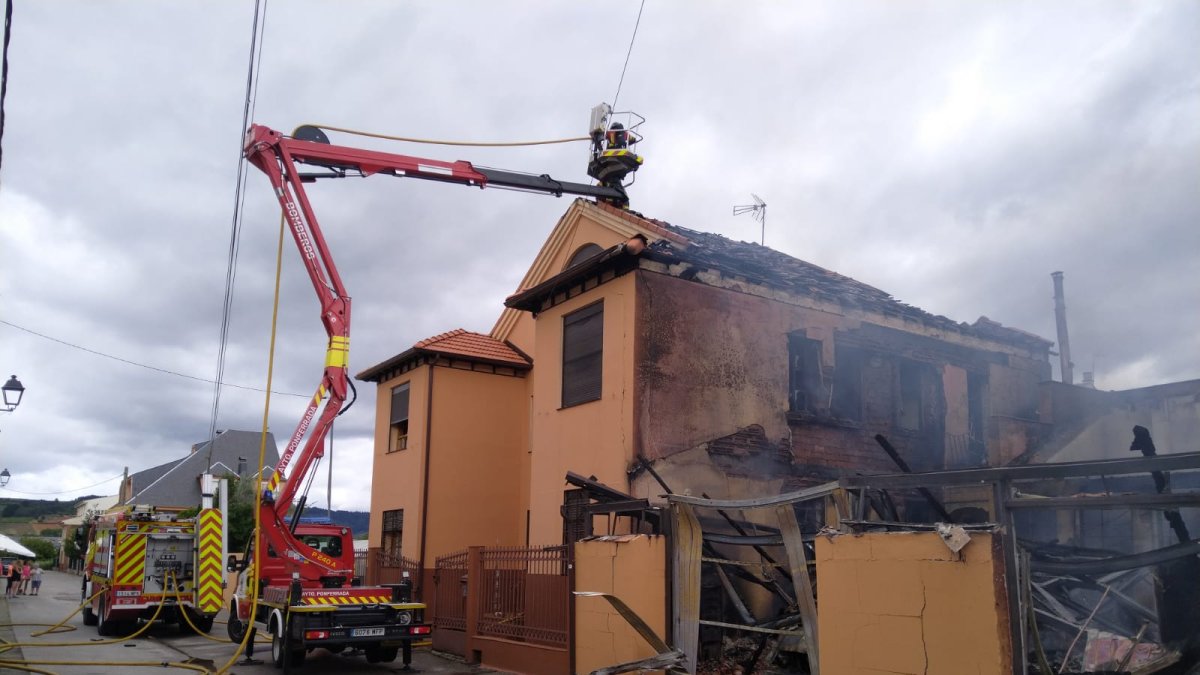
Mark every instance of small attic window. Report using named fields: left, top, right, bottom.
left=564, top=243, right=604, bottom=271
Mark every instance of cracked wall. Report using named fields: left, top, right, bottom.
left=574, top=535, right=668, bottom=674
left=816, top=531, right=1011, bottom=675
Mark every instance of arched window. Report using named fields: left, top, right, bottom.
left=564, top=243, right=604, bottom=271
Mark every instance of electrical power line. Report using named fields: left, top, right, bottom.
left=611, top=0, right=647, bottom=112
left=210, top=0, right=270, bottom=468
left=0, top=318, right=305, bottom=398
left=0, top=0, right=14, bottom=186
left=0, top=472, right=122, bottom=496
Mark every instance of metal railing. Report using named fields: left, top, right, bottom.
left=433, top=549, right=469, bottom=632
left=475, top=545, right=570, bottom=647
left=374, top=550, right=421, bottom=585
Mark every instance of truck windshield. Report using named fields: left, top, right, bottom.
left=301, top=535, right=342, bottom=557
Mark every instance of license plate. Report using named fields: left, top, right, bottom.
left=352, top=627, right=386, bottom=637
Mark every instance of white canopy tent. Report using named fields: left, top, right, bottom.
left=0, top=533, right=37, bottom=558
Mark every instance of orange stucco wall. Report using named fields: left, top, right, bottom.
left=816, top=531, right=1011, bottom=675
left=528, top=273, right=638, bottom=546
left=369, top=364, right=526, bottom=561
left=423, top=365, right=526, bottom=557
left=369, top=365, right=430, bottom=555
left=574, top=535, right=668, bottom=674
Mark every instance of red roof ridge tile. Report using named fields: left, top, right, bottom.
left=592, top=200, right=690, bottom=245
left=411, top=328, right=531, bottom=367
left=414, top=328, right=467, bottom=349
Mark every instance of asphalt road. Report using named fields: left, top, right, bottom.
left=0, top=570, right=491, bottom=675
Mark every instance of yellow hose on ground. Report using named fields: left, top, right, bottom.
left=1, top=584, right=167, bottom=648
left=0, top=584, right=211, bottom=674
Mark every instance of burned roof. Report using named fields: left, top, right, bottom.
left=356, top=329, right=531, bottom=383
left=507, top=201, right=1051, bottom=350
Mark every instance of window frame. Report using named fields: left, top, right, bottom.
left=561, top=301, right=604, bottom=408
left=388, top=382, right=410, bottom=453
left=381, top=508, right=404, bottom=565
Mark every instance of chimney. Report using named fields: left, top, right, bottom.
left=237, top=457, right=247, bottom=476
left=1051, top=271, right=1074, bottom=385
left=1081, top=372, right=1095, bottom=389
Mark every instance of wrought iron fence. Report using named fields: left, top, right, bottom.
left=354, top=548, right=367, bottom=579
left=375, top=550, right=421, bottom=586
left=475, top=545, right=570, bottom=647
left=433, top=549, right=469, bottom=632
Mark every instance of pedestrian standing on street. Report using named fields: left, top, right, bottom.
left=19, top=561, right=31, bottom=595
left=30, top=565, right=42, bottom=596
left=6, top=563, right=19, bottom=597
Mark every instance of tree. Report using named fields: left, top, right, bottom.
left=19, top=536, right=57, bottom=563
left=225, top=476, right=256, bottom=552
left=63, top=529, right=81, bottom=564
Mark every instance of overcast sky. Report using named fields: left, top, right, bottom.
left=0, top=2, right=1196, bottom=510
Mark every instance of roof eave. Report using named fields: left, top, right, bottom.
left=505, top=240, right=645, bottom=313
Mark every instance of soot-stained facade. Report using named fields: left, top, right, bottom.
left=362, top=198, right=1054, bottom=559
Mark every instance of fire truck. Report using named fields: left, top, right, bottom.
left=228, top=105, right=642, bottom=671
left=80, top=503, right=224, bottom=636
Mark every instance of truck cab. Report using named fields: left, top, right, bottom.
left=260, top=523, right=355, bottom=584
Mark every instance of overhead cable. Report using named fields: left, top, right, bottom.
left=0, top=0, right=13, bottom=185
left=209, top=0, right=269, bottom=467
left=0, top=318, right=305, bottom=398
left=611, top=0, right=647, bottom=112
left=0, top=473, right=122, bottom=496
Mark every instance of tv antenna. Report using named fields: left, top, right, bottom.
left=733, top=193, right=767, bottom=245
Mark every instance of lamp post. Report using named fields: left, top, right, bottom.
left=2, top=375, right=24, bottom=412
left=0, top=469, right=10, bottom=487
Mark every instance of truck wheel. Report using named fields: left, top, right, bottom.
left=271, top=617, right=305, bottom=670
left=226, top=601, right=247, bottom=643
left=80, top=580, right=98, bottom=626
left=96, top=598, right=119, bottom=637
left=365, top=645, right=399, bottom=663
left=183, top=607, right=214, bottom=634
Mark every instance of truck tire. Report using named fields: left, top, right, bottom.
left=365, top=645, right=399, bottom=663
left=271, top=616, right=304, bottom=670
left=182, top=607, right=214, bottom=634
left=226, top=601, right=247, bottom=643
left=80, top=580, right=98, bottom=626
left=96, top=598, right=120, bottom=637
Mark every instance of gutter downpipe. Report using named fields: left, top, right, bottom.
left=417, top=360, right=435, bottom=588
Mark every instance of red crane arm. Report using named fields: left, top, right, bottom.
left=241, top=123, right=636, bottom=583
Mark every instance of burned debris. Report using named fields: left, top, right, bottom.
left=621, top=425, right=1200, bottom=675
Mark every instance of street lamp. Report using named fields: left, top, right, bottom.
left=0, top=469, right=10, bottom=487
left=2, top=375, right=24, bottom=412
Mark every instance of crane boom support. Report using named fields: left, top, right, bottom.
left=241, top=123, right=639, bottom=583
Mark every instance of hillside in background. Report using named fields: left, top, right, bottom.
left=0, top=496, right=92, bottom=538
left=296, top=508, right=369, bottom=538
left=0, top=496, right=90, bottom=519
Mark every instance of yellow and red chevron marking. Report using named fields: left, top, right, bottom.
left=113, top=532, right=147, bottom=586
left=196, top=509, right=224, bottom=613
left=301, top=593, right=390, bottom=606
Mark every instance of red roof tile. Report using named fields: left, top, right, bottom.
left=414, top=329, right=530, bottom=366
left=593, top=200, right=690, bottom=245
